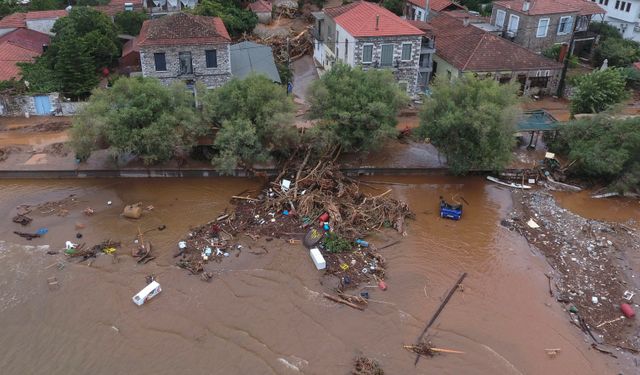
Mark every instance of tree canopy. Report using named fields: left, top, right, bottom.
left=382, top=0, right=404, bottom=16
left=418, top=76, right=519, bottom=174
left=549, top=115, right=640, bottom=193
left=114, top=10, right=148, bottom=36
left=201, top=74, right=297, bottom=172
left=593, top=37, right=640, bottom=68
left=70, top=77, right=207, bottom=164
left=194, top=0, right=258, bottom=37
left=19, top=7, right=119, bottom=96
left=570, top=68, right=628, bottom=115
left=307, top=63, right=407, bottom=153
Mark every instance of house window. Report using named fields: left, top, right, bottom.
left=205, top=49, right=217, bottom=68
left=362, top=44, right=373, bottom=63
left=495, top=9, right=506, bottom=28
left=529, top=76, right=549, bottom=88
left=154, top=53, right=166, bottom=71
left=615, top=0, right=620, bottom=9
left=626, top=2, right=631, bottom=11
left=401, top=43, right=412, bottom=61
left=416, top=10, right=422, bottom=20
left=558, top=16, right=573, bottom=35
left=179, top=52, right=193, bottom=75
left=446, top=70, right=452, bottom=80
left=605, top=0, right=608, bottom=5
left=381, top=44, right=393, bottom=67
left=537, top=18, right=550, bottom=37
left=508, top=14, right=520, bottom=34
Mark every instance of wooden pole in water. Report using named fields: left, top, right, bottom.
left=414, top=272, right=467, bottom=365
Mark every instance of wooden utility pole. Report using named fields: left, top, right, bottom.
left=556, top=18, right=579, bottom=98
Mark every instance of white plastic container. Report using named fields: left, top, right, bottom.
left=132, top=281, right=162, bottom=306
left=309, top=247, right=326, bottom=270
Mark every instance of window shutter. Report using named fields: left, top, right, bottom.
left=362, top=45, right=372, bottom=63
left=154, top=53, right=166, bottom=71
left=401, top=44, right=412, bottom=61
left=381, top=44, right=393, bottom=66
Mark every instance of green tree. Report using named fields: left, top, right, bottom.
left=28, top=0, right=65, bottom=11
left=70, top=77, right=207, bottom=164
left=19, top=7, right=120, bottom=96
left=570, top=68, right=628, bottom=114
left=382, top=0, right=404, bottom=16
left=589, top=22, right=623, bottom=40
left=593, top=37, right=640, bottom=68
left=0, top=0, right=19, bottom=18
left=307, top=63, right=407, bottom=153
left=201, top=74, right=297, bottom=172
left=75, top=0, right=110, bottom=5
left=549, top=115, right=640, bottom=193
left=114, top=10, right=148, bottom=35
left=194, top=0, right=258, bottom=36
left=418, top=76, right=519, bottom=174
left=51, top=7, right=120, bottom=70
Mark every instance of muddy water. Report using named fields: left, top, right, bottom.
left=0, top=178, right=622, bottom=374
left=554, top=190, right=640, bottom=228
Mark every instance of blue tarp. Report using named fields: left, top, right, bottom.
left=516, top=110, right=558, bottom=132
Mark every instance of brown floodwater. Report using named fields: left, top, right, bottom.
left=0, top=177, right=627, bottom=374
left=554, top=190, right=640, bottom=228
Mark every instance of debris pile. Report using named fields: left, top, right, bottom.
left=178, top=161, right=412, bottom=287
left=352, top=356, right=384, bottom=375
left=247, top=28, right=312, bottom=65
left=508, top=190, right=640, bottom=350
left=65, top=240, right=120, bottom=260
left=17, top=194, right=78, bottom=217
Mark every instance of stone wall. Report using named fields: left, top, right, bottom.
left=140, top=43, right=232, bottom=88
left=0, top=92, right=85, bottom=117
left=491, top=6, right=576, bottom=53
left=354, top=35, right=422, bottom=97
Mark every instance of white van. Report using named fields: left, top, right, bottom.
left=132, top=281, right=162, bottom=306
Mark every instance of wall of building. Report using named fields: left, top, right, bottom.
left=596, top=0, right=640, bottom=41
left=0, top=92, right=85, bottom=117
left=491, top=6, right=576, bottom=52
left=335, top=24, right=356, bottom=66
left=432, top=55, right=460, bottom=80
left=26, top=19, right=58, bottom=34
left=0, top=27, right=17, bottom=37
left=256, top=11, right=272, bottom=24
left=140, top=43, right=231, bottom=88
left=353, top=35, right=423, bottom=96
left=405, top=4, right=428, bottom=22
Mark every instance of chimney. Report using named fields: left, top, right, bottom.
left=375, top=15, right=379, bottom=30
left=425, top=0, right=430, bottom=20
left=463, top=16, right=470, bottom=27
left=522, top=0, right=530, bottom=12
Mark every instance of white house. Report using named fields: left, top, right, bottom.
left=591, top=0, right=640, bottom=41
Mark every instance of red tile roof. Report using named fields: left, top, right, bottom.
left=0, top=41, right=41, bottom=80
left=25, top=9, right=68, bottom=20
left=0, top=13, right=26, bottom=29
left=406, top=20, right=434, bottom=35
left=0, top=28, right=50, bottom=53
left=325, top=1, right=424, bottom=37
left=493, top=0, right=604, bottom=16
left=248, top=0, right=272, bottom=13
left=138, top=12, right=231, bottom=47
left=429, top=13, right=562, bottom=72
left=407, top=0, right=464, bottom=12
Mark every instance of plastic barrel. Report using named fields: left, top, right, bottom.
left=621, top=303, right=635, bottom=318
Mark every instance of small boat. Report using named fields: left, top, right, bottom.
left=132, top=281, right=162, bottom=306
left=486, top=176, right=532, bottom=189
left=440, top=198, right=462, bottom=220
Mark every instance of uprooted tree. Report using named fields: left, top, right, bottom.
left=194, top=0, right=258, bottom=37
left=418, top=76, right=519, bottom=175
left=201, top=74, right=299, bottom=173
left=307, top=63, right=408, bottom=153
left=549, top=114, right=640, bottom=194
left=70, top=77, right=208, bottom=164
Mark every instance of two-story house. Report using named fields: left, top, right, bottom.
left=491, top=0, right=605, bottom=52
left=404, top=0, right=464, bottom=22
left=312, top=1, right=434, bottom=96
left=137, top=12, right=232, bottom=88
left=591, top=0, right=640, bottom=41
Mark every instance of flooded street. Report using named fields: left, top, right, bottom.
left=0, top=177, right=627, bottom=374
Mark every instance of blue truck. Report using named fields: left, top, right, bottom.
left=440, top=198, right=463, bottom=220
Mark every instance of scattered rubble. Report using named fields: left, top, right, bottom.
left=507, top=190, right=640, bottom=350
left=352, top=356, right=384, bottom=375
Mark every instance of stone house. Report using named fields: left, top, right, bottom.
left=591, top=0, right=640, bottom=42
left=404, top=0, right=464, bottom=22
left=491, top=0, right=605, bottom=53
left=312, top=1, right=434, bottom=97
left=247, top=0, right=273, bottom=24
left=137, top=12, right=232, bottom=88
left=428, top=13, right=563, bottom=96
left=141, top=0, right=198, bottom=16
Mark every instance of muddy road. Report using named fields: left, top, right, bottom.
left=0, top=177, right=632, bottom=374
